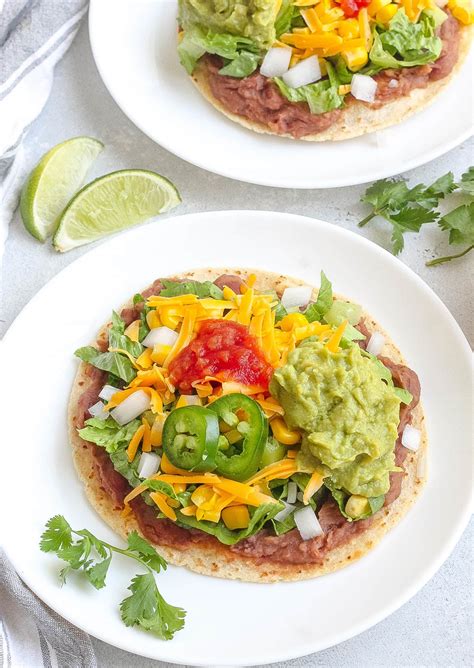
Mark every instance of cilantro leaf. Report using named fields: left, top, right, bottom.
left=305, top=271, right=333, bottom=322
left=127, top=531, right=168, bottom=574
left=438, top=203, right=474, bottom=246
left=361, top=178, right=409, bottom=215
left=120, top=573, right=186, bottom=640
left=40, top=516, right=186, bottom=640
left=458, top=167, right=474, bottom=196
left=40, top=515, right=73, bottom=552
left=85, top=555, right=112, bottom=590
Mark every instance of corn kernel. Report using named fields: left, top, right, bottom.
left=342, top=46, right=369, bottom=70
left=270, top=417, right=302, bottom=445
left=376, top=3, right=399, bottom=21
left=280, top=312, right=308, bottom=331
left=368, top=0, right=391, bottom=15
left=338, top=84, right=352, bottom=95
left=151, top=343, right=171, bottom=365
left=338, top=18, right=360, bottom=38
left=448, top=0, right=474, bottom=24
left=222, top=505, right=250, bottom=530
left=146, top=310, right=161, bottom=329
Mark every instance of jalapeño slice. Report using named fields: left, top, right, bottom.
left=162, top=406, right=219, bottom=472
left=209, top=394, right=268, bottom=482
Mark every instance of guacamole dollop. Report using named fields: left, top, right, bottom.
left=178, top=0, right=278, bottom=48
left=270, top=340, right=401, bottom=497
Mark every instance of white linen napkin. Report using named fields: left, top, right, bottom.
left=0, top=0, right=88, bottom=267
left=0, top=550, right=97, bottom=668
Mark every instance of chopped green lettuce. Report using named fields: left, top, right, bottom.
left=108, top=311, right=143, bottom=357
left=368, top=10, right=442, bottom=71
left=274, top=62, right=344, bottom=115
left=219, top=50, right=260, bottom=77
left=78, top=417, right=140, bottom=453
left=74, top=347, right=136, bottom=383
left=178, top=26, right=260, bottom=76
left=325, top=479, right=385, bottom=521
left=160, top=278, right=223, bottom=299
left=304, top=271, right=333, bottom=322
left=175, top=502, right=284, bottom=545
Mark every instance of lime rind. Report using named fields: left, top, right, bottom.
left=52, top=169, right=181, bottom=252
left=20, top=137, right=104, bottom=242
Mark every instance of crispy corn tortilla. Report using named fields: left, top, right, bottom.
left=190, top=27, right=472, bottom=141
left=69, top=268, right=427, bottom=582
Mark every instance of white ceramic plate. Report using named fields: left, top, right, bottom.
left=88, top=0, right=473, bottom=189
left=2, top=211, right=472, bottom=666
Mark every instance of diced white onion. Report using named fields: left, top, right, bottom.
left=260, top=47, right=292, bottom=78
left=402, top=424, right=421, bottom=452
left=138, top=452, right=161, bottom=479
left=88, top=400, right=109, bottom=420
left=367, top=331, right=385, bottom=356
left=274, top=502, right=296, bottom=523
left=281, top=285, right=313, bottom=310
left=294, top=506, right=324, bottom=541
left=99, top=384, right=120, bottom=401
left=351, top=73, right=378, bottom=103
left=388, top=79, right=398, bottom=89
left=142, top=326, right=178, bottom=349
left=111, top=390, right=151, bottom=425
left=282, top=56, right=321, bottom=89
left=287, top=481, right=298, bottom=504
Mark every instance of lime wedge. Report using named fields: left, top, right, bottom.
left=52, top=169, right=181, bottom=252
left=20, top=137, right=104, bottom=242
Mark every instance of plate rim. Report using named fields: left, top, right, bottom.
left=88, top=0, right=473, bottom=190
left=2, top=210, right=472, bottom=665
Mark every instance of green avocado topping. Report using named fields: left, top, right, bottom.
left=270, top=339, right=402, bottom=498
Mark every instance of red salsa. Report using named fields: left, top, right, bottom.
left=168, top=320, right=274, bottom=392
left=340, top=0, right=370, bottom=17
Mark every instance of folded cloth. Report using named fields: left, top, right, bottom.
left=0, top=0, right=88, bottom=266
left=0, top=550, right=97, bottom=668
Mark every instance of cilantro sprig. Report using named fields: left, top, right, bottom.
left=359, top=168, right=473, bottom=264
left=40, top=516, right=186, bottom=640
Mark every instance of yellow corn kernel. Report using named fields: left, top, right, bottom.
left=270, top=417, right=302, bottom=445
left=175, top=394, right=202, bottom=409
left=338, top=84, right=351, bottom=95
left=448, top=0, right=474, bottom=24
left=368, top=0, right=391, bottom=15
left=221, top=505, right=250, bottom=530
left=376, top=3, right=399, bottom=22
left=150, top=413, right=167, bottom=447
left=342, top=46, right=369, bottom=70
left=150, top=343, right=171, bottom=365
left=124, top=319, right=140, bottom=342
left=280, top=312, right=308, bottom=331
left=338, top=18, right=360, bottom=38
left=136, top=347, right=153, bottom=369
left=146, top=310, right=161, bottom=329
left=319, top=57, right=328, bottom=75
